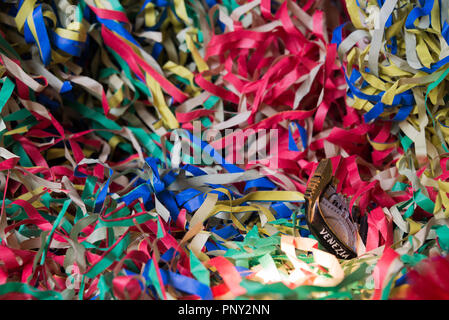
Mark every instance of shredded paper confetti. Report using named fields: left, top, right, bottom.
left=0, top=0, right=448, bottom=300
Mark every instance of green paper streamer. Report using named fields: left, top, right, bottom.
left=189, top=250, right=210, bottom=287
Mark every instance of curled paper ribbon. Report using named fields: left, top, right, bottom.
left=0, top=0, right=445, bottom=301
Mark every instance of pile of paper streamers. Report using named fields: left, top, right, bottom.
left=0, top=0, right=448, bottom=300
